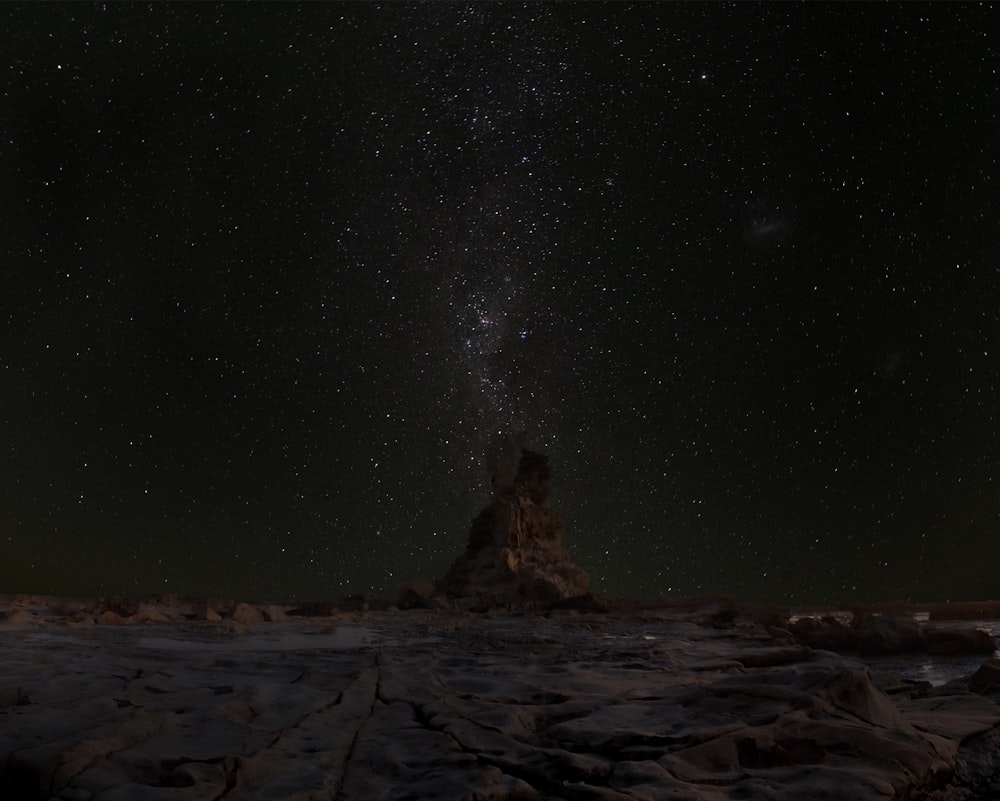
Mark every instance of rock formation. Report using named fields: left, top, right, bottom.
left=788, top=613, right=997, bottom=656
left=5, top=597, right=1000, bottom=800
left=435, top=449, right=590, bottom=607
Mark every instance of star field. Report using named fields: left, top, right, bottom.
left=2, top=3, right=998, bottom=604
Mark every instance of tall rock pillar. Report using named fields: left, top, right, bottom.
left=436, top=449, right=590, bottom=607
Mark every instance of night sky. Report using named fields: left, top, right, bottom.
left=3, top=2, right=998, bottom=604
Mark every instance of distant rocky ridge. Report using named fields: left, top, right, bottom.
left=430, top=449, right=591, bottom=609
left=788, top=612, right=997, bottom=657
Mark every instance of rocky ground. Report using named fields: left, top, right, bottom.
left=2, top=595, right=1000, bottom=801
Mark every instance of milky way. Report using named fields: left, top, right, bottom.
left=2, top=3, right=998, bottom=603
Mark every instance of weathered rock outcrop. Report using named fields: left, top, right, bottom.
left=789, top=614, right=997, bottom=657
left=4, top=600, right=1000, bottom=801
left=969, top=657, right=1000, bottom=693
left=435, top=449, right=590, bottom=607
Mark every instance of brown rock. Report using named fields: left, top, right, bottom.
left=99, top=596, right=139, bottom=618
left=0, top=610, right=30, bottom=627
left=856, top=615, right=925, bottom=655
left=816, top=667, right=909, bottom=728
left=789, top=616, right=858, bottom=651
left=436, top=449, right=590, bottom=607
left=132, top=604, right=175, bottom=624
left=231, top=602, right=265, bottom=623
left=260, top=605, right=288, bottom=623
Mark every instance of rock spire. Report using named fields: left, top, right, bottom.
left=436, top=449, right=590, bottom=607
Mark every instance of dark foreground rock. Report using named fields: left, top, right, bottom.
left=923, top=727, right=1000, bottom=801
left=969, top=657, right=1000, bottom=693
left=2, top=598, right=1000, bottom=800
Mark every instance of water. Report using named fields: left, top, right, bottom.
left=857, top=619, right=1000, bottom=687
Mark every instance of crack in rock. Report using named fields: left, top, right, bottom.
left=335, top=652, right=383, bottom=798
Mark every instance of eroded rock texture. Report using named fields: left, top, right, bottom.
left=2, top=602, right=1000, bottom=801
left=436, top=449, right=590, bottom=607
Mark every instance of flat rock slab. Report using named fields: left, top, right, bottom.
left=1, top=606, right=998, bottom=800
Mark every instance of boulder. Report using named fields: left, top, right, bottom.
left=789, top=616, right=858, bottom=651
left=925, top=627, right=996, bottom=656
left=95, top=610, right=127, bottom=626
left=856, top=615, right=925, bottom=655
left=206, top=598, right=237, bottom=618
left=969, top=657, right=1000, bottom=693
left=260, top=604, right=289, bottom=623
left=231, top=602, right=265, bottom=624
left=0, top=610, right=30, bottom=627
left=435, top=449, right=590, bottom=607
left=789, top=614, right=998, bottom=661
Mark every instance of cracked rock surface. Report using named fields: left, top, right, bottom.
left=1, top=602, right=999, bottom=800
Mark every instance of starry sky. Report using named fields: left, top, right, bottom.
left=3, top=2, right=998, bottom=605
